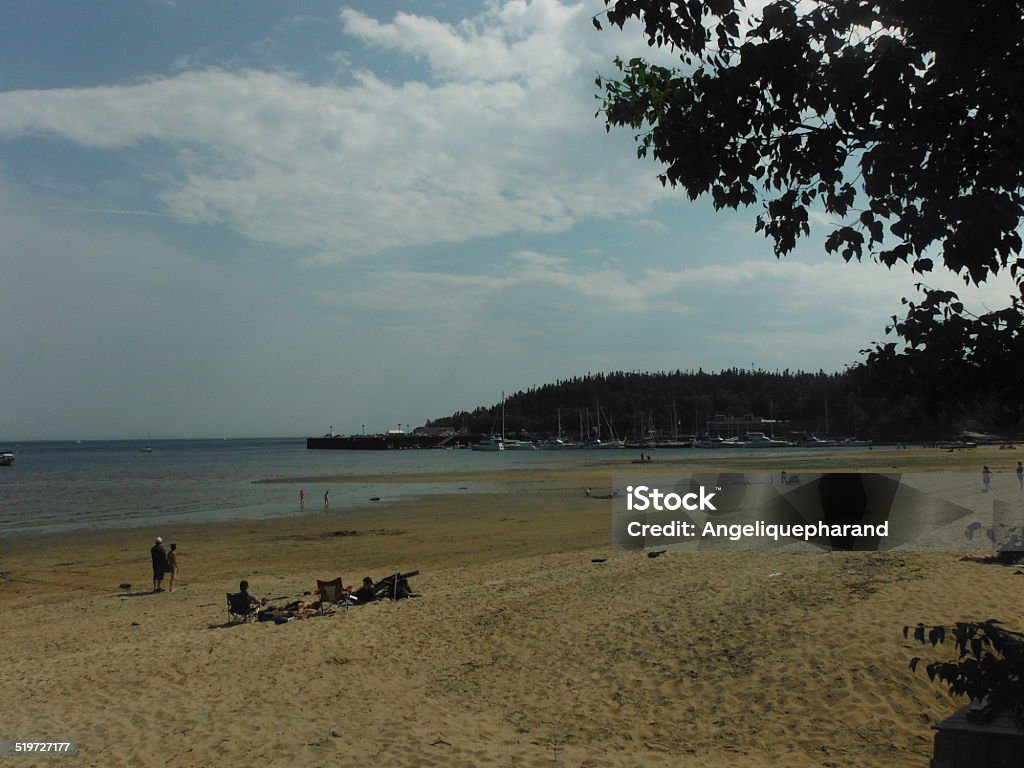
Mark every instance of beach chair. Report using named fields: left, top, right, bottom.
left=226, top=592, right=259, bottom=623
left=315, top=578, right=350, bottom=613
left=373, top=571, right=419, bottom=601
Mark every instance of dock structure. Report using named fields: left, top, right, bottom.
left=307, top=426, right=463, bottom=450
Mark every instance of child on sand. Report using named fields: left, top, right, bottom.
left=982, top=466, right=993, bottom=492
left=167, top=543, right=179, bottom=593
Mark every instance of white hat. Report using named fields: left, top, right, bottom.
left=156, top=537, right=163, bottom=543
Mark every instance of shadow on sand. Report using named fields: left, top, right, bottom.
left=208, top=621, right=245, bottom=630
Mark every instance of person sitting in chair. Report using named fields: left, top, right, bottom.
left=353, top=577, right=376, bottom=604
left=239, top=580, right=261, bottom=607
left=227, top=579, right=263, bottom=622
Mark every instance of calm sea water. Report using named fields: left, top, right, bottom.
left=0, top=438, right=875, bottom=536
left=0, top=438, right=589, bottom=536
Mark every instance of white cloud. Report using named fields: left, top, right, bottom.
left=340, top=1, right=587, bottom=84
left=317, top=252, right=695, bottom=315
left=0, top=1, right=666, bottom=262
left=310, top=251, right=1020, bottom=353
left=807, top=209, right=836, bottom=228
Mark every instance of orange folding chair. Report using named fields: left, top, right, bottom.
left=315, top=578, right=349, bottom=613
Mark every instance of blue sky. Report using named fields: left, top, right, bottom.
left=0, top=0, right=1014, bottom=440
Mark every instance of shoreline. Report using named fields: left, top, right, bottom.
left=259, top=444, right=1021, bottom=480
left=6, top=444, right=1015, bottom=540
left=5, top=445, right=1019, bottom=542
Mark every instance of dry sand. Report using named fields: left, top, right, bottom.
left=1, top=447, right=1022, bottom=766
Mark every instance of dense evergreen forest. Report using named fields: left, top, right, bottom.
left=425, top=369, right=1021, bottom=441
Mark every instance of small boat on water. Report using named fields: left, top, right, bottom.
left=472, top=435, right=505, bottom=452
left=695, top=436, right=727, bottom=449
left=538, top=438, right=577, bottom=450
left=472, top=392, right=514, bottom=452
left=583, top=439, right=625, bottom=449
left=743, top=432, right=792, bottom=448
left=696, top=436, right=749, bottom=448
left=539, top=411, right=578, bottom=449
left=503, top=439, right=537, bottom=450
left=802, top=435, right=841, bottom=448
left=654, top=440, right=693, bottom=449
left=0, top=451, right=14, bottom=466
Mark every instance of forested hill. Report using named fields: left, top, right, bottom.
left=425, top=369, right=1017, bottom=441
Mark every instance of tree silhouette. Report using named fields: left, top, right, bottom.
left=596, top=1, right=1024, bottom=405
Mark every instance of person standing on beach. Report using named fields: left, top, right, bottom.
left=323, top=490, right=330, bottom=510
left=1016, top=461, right=1023, bottom=489
left=982, top=466, right=993, bottom=492
left=299, top=489, right=305, bottom=508
left=166, top=543, right=179, bottom=593
left=150, top=537, right=168, bottom=592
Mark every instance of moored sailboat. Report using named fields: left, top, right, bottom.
left=472, top=393, right=508, bottom=451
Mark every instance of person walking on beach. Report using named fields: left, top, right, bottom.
left=299, top=489, right=305, bottom=509
left=323, top=490, right=330, bottom=510
left=166, top=543, right=179, bottom=593
left=982, top=466, right=993, bottom=492
left=150, top=537, right=168, bottom=592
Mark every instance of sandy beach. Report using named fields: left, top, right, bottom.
left=1, top=447, right=1022, bottom=767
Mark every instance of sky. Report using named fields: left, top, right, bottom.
left=0, top=0, right=1016, bottom=440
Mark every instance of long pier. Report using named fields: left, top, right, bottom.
left=306, top=434, right=457, bottom=450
